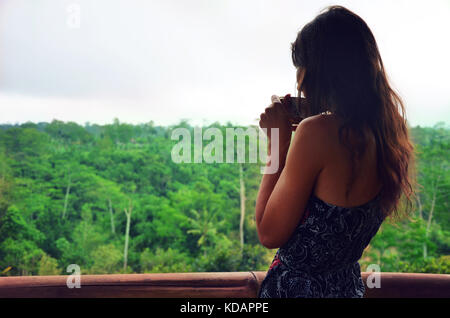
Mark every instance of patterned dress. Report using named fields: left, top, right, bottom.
left=258, top=192, right=384, bottom=298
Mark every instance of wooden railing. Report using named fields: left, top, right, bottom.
left=0, top=272, right=449, bottom=298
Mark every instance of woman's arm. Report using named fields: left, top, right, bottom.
left=255, top=96, right=293, bottom=239
left=255, top=138, right=290, bottom=232
left=256, top=115, right=326, bottom=249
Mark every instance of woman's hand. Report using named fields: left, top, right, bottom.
left=259, top=94, right=293, bottom=152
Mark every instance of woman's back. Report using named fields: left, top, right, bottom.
left=311, top=113, right=382, bottom=207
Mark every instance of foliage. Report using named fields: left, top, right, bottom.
left=0, top=120, right=447, bottom=276
left=38, top=254, right=61, bottom=276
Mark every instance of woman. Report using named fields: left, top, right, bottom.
left=256, top=6, right=415, bottom=298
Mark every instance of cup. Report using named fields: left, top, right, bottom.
left=279, top=95, right=307, bottom=126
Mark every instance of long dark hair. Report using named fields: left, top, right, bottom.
left=291, top=5, right=415, bottom=218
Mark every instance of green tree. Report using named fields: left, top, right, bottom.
left=38, top=254, right=61, bottom=275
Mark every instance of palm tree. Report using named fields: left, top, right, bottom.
left=186, top=209, right=224, bottom=256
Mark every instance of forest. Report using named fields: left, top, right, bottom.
left=0, top=119, right=448, bottom=276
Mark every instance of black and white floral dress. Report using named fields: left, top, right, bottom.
left=258, top=193, right=384, bottom=298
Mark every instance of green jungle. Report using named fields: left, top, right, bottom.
left=0, top=120, right=448, bottom=276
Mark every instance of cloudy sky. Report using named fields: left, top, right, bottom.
left=0, top=0, right=449, bottom=127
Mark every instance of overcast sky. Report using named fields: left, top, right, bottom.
left=0, top=0, right=449, bottom=127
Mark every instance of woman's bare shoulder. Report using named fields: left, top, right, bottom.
left=296, top=113, right=339, bottom=142
left=289, top=114, right=339, bottom=165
